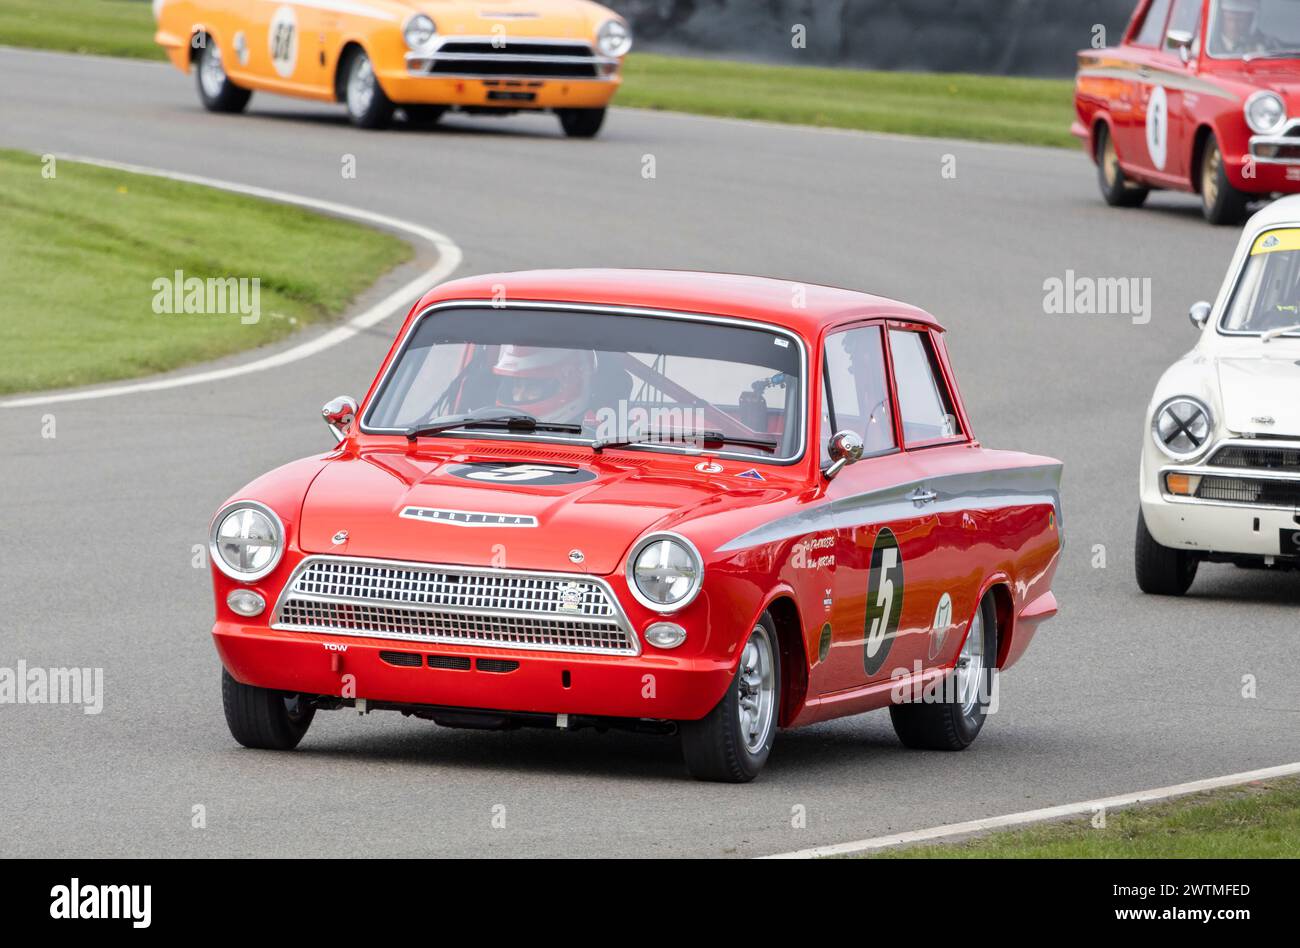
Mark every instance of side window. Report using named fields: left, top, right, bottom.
left=1167, top=0, right=1202, bottom=38
left=821, top=325, right=896, bottom=464
left=887, top=330, right=962, bottom=446
left=1134, top=0, right=1174, bottom=46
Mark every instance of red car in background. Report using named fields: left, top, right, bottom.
left=1075, top=0, right=1300, bottom=224
left=209, top=270, right=1062, bottom=782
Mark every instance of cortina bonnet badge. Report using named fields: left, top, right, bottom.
left=332, top=530, right=349, bottom=545
left=569, top=549, right=585, bottom=564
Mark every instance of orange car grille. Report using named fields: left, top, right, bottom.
left=273, top=556, right=638, bottom=655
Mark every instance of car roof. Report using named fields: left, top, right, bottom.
left=417, top=269, right=943, bottom=336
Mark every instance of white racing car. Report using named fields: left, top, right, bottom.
left=1138, top=196, right=1300, bottom=595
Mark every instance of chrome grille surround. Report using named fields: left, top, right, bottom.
left=405, top=36, right=617, bottom=81
left=272, top=556, right=638, bottom=656
left=1162, top=439, right=1300, bottom=510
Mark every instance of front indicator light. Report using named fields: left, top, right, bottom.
left=227, top=589, right=266, bottom=617
left=1165, top=473, right=1202, bottom=497
left=644, top=622, right=687, bottom=649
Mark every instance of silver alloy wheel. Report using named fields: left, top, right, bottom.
left=199, top=42, right=227, bottom=99
left=347, top=54, right=376, bottom=117
left=737, top=625, right=776, bottom=754
left=955, top=608, right=985, bottom=716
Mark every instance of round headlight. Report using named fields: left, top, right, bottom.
left=1152, top=396, right=1213, bottom=460
left=210, top=501, right=284, bottom=581
left=1245, top=91, right=1286, bottom=135
left=403, top=14, right=437, bottom=51
left=627, top=533, right=702, bottom=612
left=597, top=19, right=632, bottom=57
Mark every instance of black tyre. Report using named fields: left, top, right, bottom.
left=557, top=107, right=606, bottom=139
left=221, top=668, right=315, bottom=750
left=1135, top=509, right=1199, bottom=595
left=890, top=595, right=997, bottom=751
left=343, top=48, right=394, bottom=129
left=404, top=105, right=446, bottom=129
left=1095, top=123, right=1149, bottom=208
left=1199, top=133, right=1251, bottom=225
left=195, top=38, right=252, bottom=114
left=680, top=615, right=780, bottom=783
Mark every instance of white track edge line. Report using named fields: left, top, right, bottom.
left=0, top=154, right=462, bottom=409
left=760, top=760, right=1300, bottom=859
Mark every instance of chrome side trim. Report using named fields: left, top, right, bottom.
left=359, top=299, right=810, bottom=466
left=716, top=463, right=1063, bottom=552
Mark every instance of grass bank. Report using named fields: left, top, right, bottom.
left=0, top=149, right=411, bottom=394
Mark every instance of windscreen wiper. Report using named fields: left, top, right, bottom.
left=405, top=411, right=584, bottom=441
left=592, top=429, right=780, bottom=453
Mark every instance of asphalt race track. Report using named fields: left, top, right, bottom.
left=2, top=47, right=1297, bottom=858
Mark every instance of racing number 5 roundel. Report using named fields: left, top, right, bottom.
left=863, top=527, right=904, bottom=676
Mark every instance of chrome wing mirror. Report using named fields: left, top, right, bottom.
left=321, top=395, right=358, bottom=443
left=1188, top=300, right=1212, bottom=330
left=1166, top=28, right=1194, bottom=64
left=824, top=430, right=864, bottom=479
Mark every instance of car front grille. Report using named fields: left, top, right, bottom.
left=1195, top=475, right=1300, bottom=508
left=418, top=41, right=602, bottom=79
left=273, top=557, right=637, bottom=655
left=1208, top=444, right=1300, bottom=472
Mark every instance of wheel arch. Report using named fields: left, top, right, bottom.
left=759, top=593, right=809, bottom=729
left=1090, top=113, right=1116, bottom=165
left=973, top=576, right=1014, bottom=669
left=333, top=40, right=368, bottom=102
left=187, top=24, right=221, bottom=67
left=1190, top=122, right=1217, bottom=195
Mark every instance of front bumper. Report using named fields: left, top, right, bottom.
left=1141, top=450, right=1300, bottom=557
left=214, top=622, right=734, bottom=722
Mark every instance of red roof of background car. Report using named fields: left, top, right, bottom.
left=417, top=269, right=943, bottom=335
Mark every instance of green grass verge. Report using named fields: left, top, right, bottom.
left=1, top=2, right=1077, bottom=147
left=0, top=0, right=163, bottom=60
left=621, top=53, right=1077, bottom=148
left=0, top=149, right=411, bottom=394
left=869, top=778, right=1300, bottom=858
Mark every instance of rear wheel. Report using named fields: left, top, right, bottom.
left=221, top=668, right=315, bottom=750
left=1095, top=123, right=1149, bottom=208
left=1199, top=134, right=1251, bottom=225
left=557, top=107, right=606, bottom=139
left=343, top=49, right=394, bottom=129
left=1135, top=509, right=1199, bottom=595
left=889, top=595, right=997, bottom=750
left=195, top=39, right=252, bottom=114
left=680, top=616, right=780, bottom=782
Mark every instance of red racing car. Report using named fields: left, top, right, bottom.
left=1075, top=0, right=1300, bottom=224
left=210, top=270, right=1062, bottom=782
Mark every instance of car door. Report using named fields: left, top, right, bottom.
left=246, top=1, right=326, bottom=92
left=1116, top=0, right=1175, bottom=177
left=877, top=324, right=986, bottom=676
left=1159, top=0, right=1207, bottom=181
left=813, top=323, right=951, bottom=695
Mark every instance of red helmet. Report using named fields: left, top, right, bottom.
left=493, top=346, right=595, bottom=422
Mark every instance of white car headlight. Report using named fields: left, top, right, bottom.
left=1245, top=91, right=1286, bottom=135
left=627, top=533, right=702, bottom=612
left=597, top=19, right=632, bottom=57
left=210, top=501, right=284, bottom=582
left=403, top=14, right=437, bottom=51
left=1152, top=396, right=1213, bottom=461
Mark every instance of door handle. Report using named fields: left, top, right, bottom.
left=909, top=487, right=938, bottom=507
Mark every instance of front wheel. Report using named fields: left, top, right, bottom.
left=557, top=107, right=606, bottom=138
left=1135, top=509, right=1199, bottom=595
left=679, top=616, right=780, bottom=782
left=343, top=49, right=394, bottom=129
left=195, top=39, right=252, bottom=114
left=221, top=668, right=315, bottom=750
left=1095, top=123, right=1149, bottom=208
left=1200, top=134, right=1251, bottom=225
left=889, top=595, right=997, bottom=751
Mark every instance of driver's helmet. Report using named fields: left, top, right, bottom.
left=492, top=346, right=595, bottom=423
